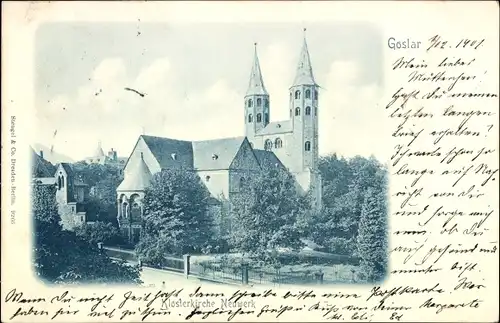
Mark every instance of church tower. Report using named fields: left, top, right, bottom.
left=244, top=43, right=270, bottom=144
left=289, top=29, right=320, bottom=172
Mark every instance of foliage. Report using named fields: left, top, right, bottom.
left=72, top=162, right=123, bottom=224
left=136, top=169, right=214, bottom=261
left=356, top=187, right=388, bottom=282
left=311, top=154, right=388, bottom=255
left=32, top=182, right=141, bottom=285
left=74, top=221, right=123, bottom=246
left=229, top=168, right=307, bottom=263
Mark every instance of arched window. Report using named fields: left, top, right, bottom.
left=61, top=176, right=65, bottom=188
left=290, top=92, right=292, bottom=101
left=305, top=89, right=311, bottom=99
left=248, top=114, right=253, bottom=123
left=57, top=176, right=62, bottom=190
left=314, top=90, right=318, bottom=100
left=239, top=177, right=245, bottom=189
left=295, top=107, right=301, bottom=116
left=257, top=113, right=262, bottom=122
left=264, top=99, right=269, bottom=108
left=305, top=141, right=311, bottom=151
left=275, top=138, right=283, bottom=148
left=314, top=107, right=318, bottom=116
left=305, top=106, right=311, bottom=115
left=290, top=109, right=292, bottom=118
left=264, top=139, right=273, bottom=151
left=264, top=113, right=269, bottom=123
left=257, top=98, right=262, bottom=107
left=248, top=99, right=253, bottom=107
left=294, top=90, right=301, bottom=100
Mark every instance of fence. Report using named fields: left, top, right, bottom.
left=103, top=246, right=359, bottom=285
left=103, top=246, right=185, bottom=273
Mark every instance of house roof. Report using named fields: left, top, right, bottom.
left=257, top=121, right=293, bottom=135
left=192, top=137, right=246, bottom=170
left=58, top=163, right=74, bottom=176
left=117, top=155, right=152, bottom=192
left=34, top=177, right=56, bottom=185
left=31, top=147, right=57, bottom=178
left=253, top=149, right=285, bottom=170
left=141, top=135, right=193, bottom=169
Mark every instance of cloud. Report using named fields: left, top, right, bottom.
left=35, top=55, right=387, bottom=163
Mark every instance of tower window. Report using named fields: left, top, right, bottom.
left=239, top=177, right=245, bottom=190
left=206, top=175, right=211, bottom=181
left=264, top=139, right=273, bottom=151
left=57, top=176, right=62, bottom=190
left=275, top=138, right=283, bottom=148
left=257, top=113, right=262, bottom=123
left=248, top=99, right=253, bottom=107
left=248, top=114, right=253, bottom=123
left=305, top=141, right=311, bottom=151
left=295, top=107, right=301, bottom=116
left=290, top=109, right=292, bottom=118
left=305, top=106, right=311, bottom=115
left=257, top=98, right=262, bottom=107
left=294, top=90, right=301, bottom=100
left=264, top=99, right=269, bottom=108
left=314, top=90, right=318, bottom=100
left=264, top=113, right=269, bottom=123
left=305, top=89, right=311, bottom=99
left=315, top=107, right=318, bottom=116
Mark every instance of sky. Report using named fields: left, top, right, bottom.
left=34, top=22, right=387, bottom=161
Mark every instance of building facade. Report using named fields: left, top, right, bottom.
left=116, top=34, right=322, bottom=242
left=31, top=148, right=89, bottom=230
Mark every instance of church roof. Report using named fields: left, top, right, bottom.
left=192, top=137, right=246, bottom=170
left=31, top=147, right=57, bottom=178
left=139, top=135, right=246, bottom=171
left=292, top=33, right=317, bottom=87
left=117, top=154, right=152, bottom=192
left=253, top=149, right=285, bottom=170
left=246, top=44, right=268, bottom=96
left=257, top=120, right=293, bottom=135
left=141, top=135, right=194, bottom=169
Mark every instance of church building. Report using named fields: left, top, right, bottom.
left=116, top=33, right=322, bottom=242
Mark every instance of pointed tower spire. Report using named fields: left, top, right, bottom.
left=246, top=43, right=268, bottom=96
left=94, top=140, right=105, bottom=157
left=292, top=28, right=317, bottom=87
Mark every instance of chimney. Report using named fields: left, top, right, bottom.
left=39, top=150, right=44, bottom=159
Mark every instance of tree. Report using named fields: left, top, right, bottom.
left=136, top=169, right=214, bottom=262
left=230, top=168, right=307, bottom=263
left=72, top=162, right=122, bottom=224
left=74, top=221, right=123, bottom=246
left=31, top=182, right=141, bottom=284
left=311, top=154, right=388, bottom=256
left=356, top=187, right=388, bottom=282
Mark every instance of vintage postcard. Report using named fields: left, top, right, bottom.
left=1, top=1, right=499, bottom=322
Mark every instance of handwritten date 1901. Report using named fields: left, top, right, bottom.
left=427, top=35, right=485, bottom=51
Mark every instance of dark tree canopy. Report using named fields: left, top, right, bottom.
left=229, top=168, right=308, bottom=261
left=136, top=169, right=214, bottom=262
left=32, top=182, right=141, bottom=284
left=72, top=162, right=123, bottom=224
left=357, top=187, right=388, bottom=282
left=311, top=154, right=388, bottom=258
